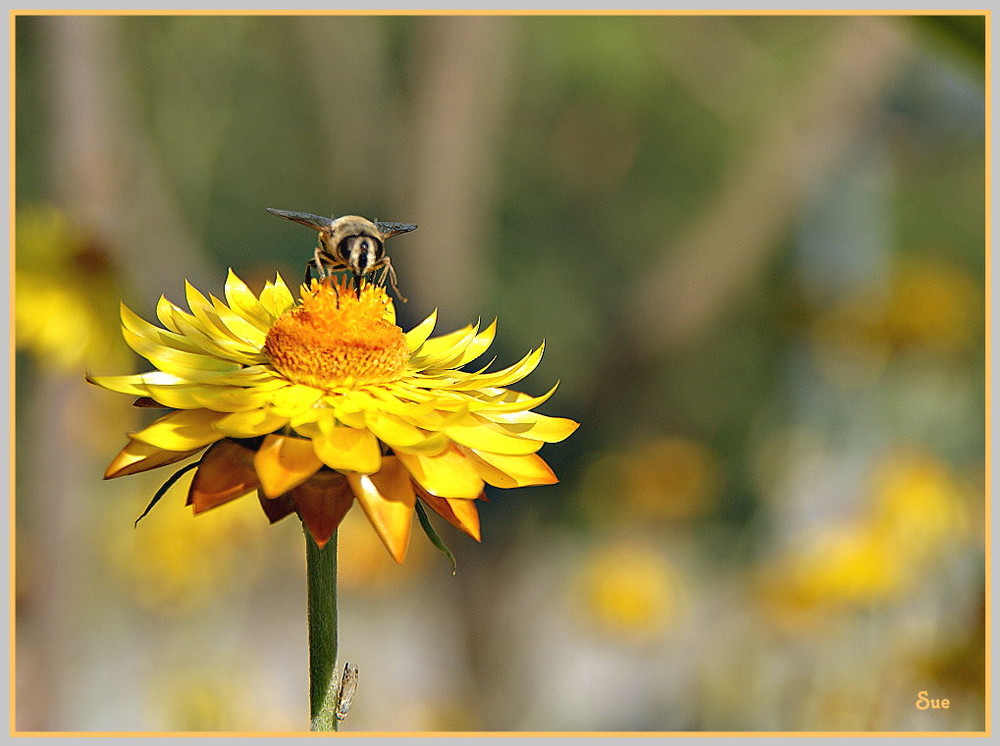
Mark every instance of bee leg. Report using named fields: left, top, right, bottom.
left=385, top=259, right=407, bottom=303
left=313, top=247, right=328, bottom=280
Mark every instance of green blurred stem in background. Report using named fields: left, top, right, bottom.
left=306, top=529, right=339, bottom=732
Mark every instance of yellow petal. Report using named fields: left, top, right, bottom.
left=225, top=366, right=288, bottom=385
left=290, top=420, right=321, bottom=439
left=482, top=410, right=580, bottom=443
left=443, top=414, right=544, bottom=456
left=210, top=294, right=269, bottom=346
left=122, top=325, right=243, bottom=376
left=288, top=405, right=324, bottom=429
left=449, top=344, right=544, bottom=390
left=468, top=450, right=558, bottom=488
left=312, top=423, right=382, bottom=474
left=412, top=322, right=481, bottom=370
left=469, top=381, right=561, bottom=413
left=130, top=409, right=228, bottom=451
left=456, top=319, right=497, bottom=366
left=120, top=302, right=201, bottom=354
left=187, top=383, right=281, bottom=413
left=383, top=431, right=451, bottom=457
left=223, top=269, right=272, bottom=330
left=364, top=410, right=429, bottom=449
left=104, top=439, right=202, bottom=479
left=267, top=383, right=325, bottom=418
left=324, top=391, right=370, bottom=429
left=185, top=280, right=241, bottom=342
left=139, top=383, right=218, bottom=410
left=187, top=439, right=259, bottom=513
left=163, top=303, right=264, bottom=363
left=364, top=385, right=440, bottom=418
left=257, top=274, right=295, bottom=319
left=254, top=433, right=324, bottom=498
left=212, top=408, right=290, bottom=438
left=417, top=487, right=482, bottom=542
left=331, top=408, right=366, bottom=430
left=395, top=446, right=485, bottom=499
left=171, top=364, right=282, bottom=387
left=155, top=294, right=184, bottom=334
left=87, top=373, right=152, bottom=397
left=404, top=310, right=438, bottom=352
left=91, top=370, right=235, bottom=400
left=387, top=402, right=468, bottom=431
left=346, top=457, right=415, bottom=563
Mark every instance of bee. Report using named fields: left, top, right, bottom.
left=267, top=208, right=416, bottom=301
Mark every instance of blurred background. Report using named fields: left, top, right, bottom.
left=13, top=13, right=986, bottom=732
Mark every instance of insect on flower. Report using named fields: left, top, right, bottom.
left=267, top=208, right=417, bottom=301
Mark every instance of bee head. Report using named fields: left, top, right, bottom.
left=327, top=216, right=386, bottom=277
left=338, top=234, right=384, bottom=276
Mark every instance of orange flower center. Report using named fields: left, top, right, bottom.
left=264, top=278, right=409, bottom=389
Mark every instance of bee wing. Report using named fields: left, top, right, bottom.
left=266, top=208, right=334, bottom=232
left=376, top=221, right=418, bottom=239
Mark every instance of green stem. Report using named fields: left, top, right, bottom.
left=306, top=528, right=339, bottom=731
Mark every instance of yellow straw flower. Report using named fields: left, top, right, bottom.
left=89, top=271, right=577, bottom=562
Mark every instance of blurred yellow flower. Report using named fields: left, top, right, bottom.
left=15, top=204, right=124, bottom=370
left=785, top=526, right=905, bottom=607
left=577, top=537, right=681, bottom=643
left=757, top=447, right=974, bottom=625
left=884, top=257, right=979, bottom=353
left=623, top=437, right=721, bottom=520
left=807, top=255, right=980, bottom=388
left=868, top=448, right=973, bottom=561
left=90, top=271, right=577, bottom=562
left=106, top=482, right=270, bottom=611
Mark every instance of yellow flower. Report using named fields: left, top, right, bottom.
left=90, top=271, right=577, bottom=562
left=16, top=204, right=124, bottom=370
left=754, top=448, right=973, bottom=628
left=576, top=537, right=681, bottom=643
